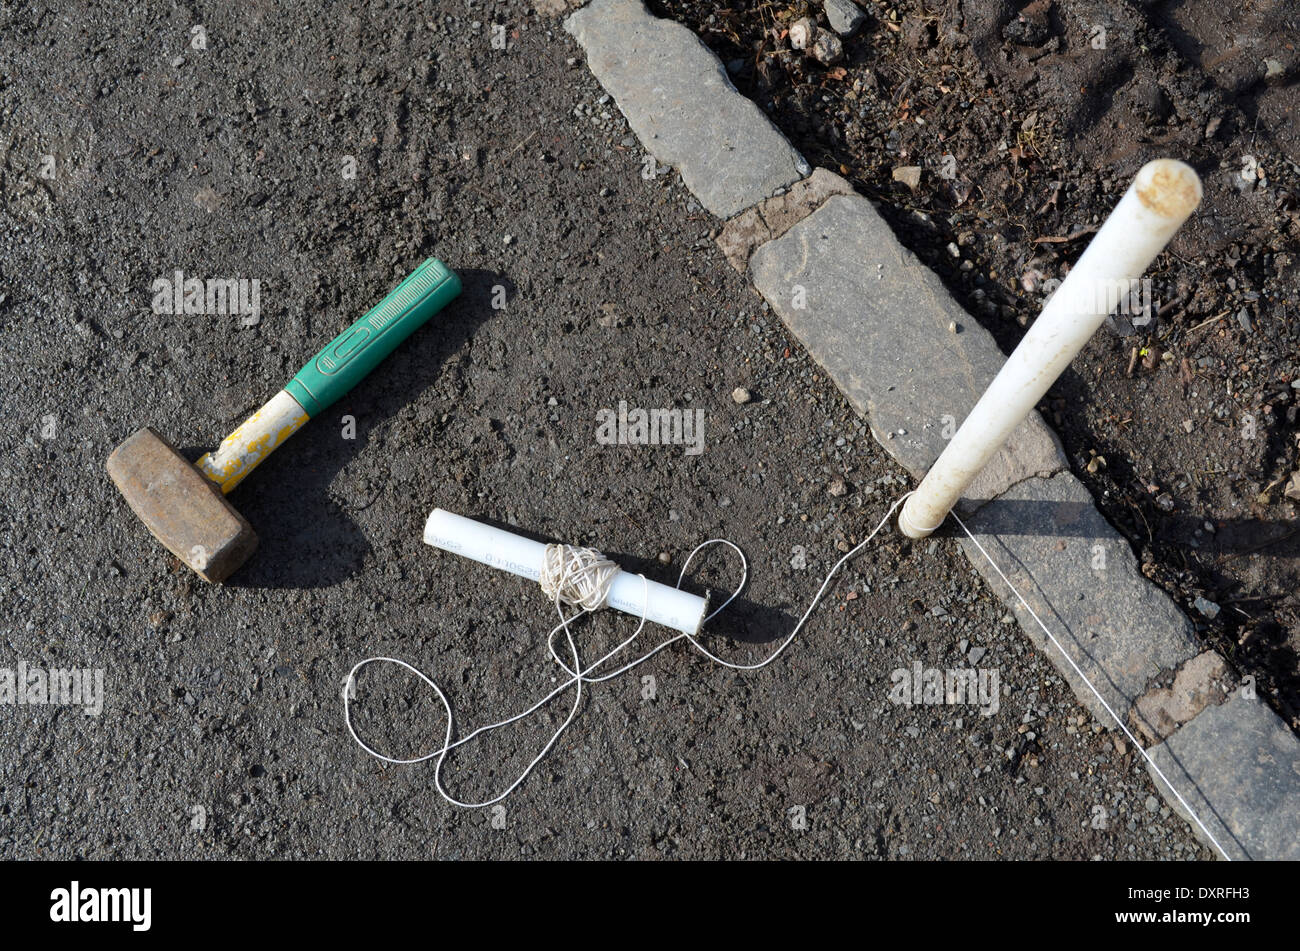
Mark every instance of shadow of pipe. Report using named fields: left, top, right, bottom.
left=953, top=497, right=1300, bottom=557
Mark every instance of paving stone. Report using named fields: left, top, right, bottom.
left=956, top=471, right=1199, bottom=723
left=1147, top=692, right=1300, bottom=860
left=1131, top=650, right=1232, bottom=745
left=566, top=0, right=809, bottom=218
left=567, top=4, right=1298, bottom=858
left=748, top=194, right=1065, bottom=505
left=716, top=167, right=854, bottom=273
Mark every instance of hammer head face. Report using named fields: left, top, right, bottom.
left=107, top=427, right=258, bottom=583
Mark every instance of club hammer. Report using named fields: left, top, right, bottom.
left=107, top=257, right=461, bottom=582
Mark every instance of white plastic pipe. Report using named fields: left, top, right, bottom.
left=423, top=509, right=709, bottom=636
left=898, top=159, right=1202, bottom=538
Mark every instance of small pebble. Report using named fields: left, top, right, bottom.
left=789, top=17, right=815, bottom=51
left=810, top=32, right=845, bottom=65
left=1193, top=596, right=1220, bottom=619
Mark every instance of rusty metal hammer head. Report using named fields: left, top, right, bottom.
left=107, top=428, right=258, bottom=583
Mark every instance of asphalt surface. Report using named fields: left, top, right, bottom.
left=0, top=0, right=1209, bottom=858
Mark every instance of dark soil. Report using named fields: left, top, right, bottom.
left=651, top=0, right=1300, bottom=728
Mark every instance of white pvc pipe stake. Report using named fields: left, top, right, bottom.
left=424, top=509, right=709, bottom=635
left=899, top=159, right=1202, bottom=538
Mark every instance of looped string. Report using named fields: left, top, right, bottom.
left=343, top=495, right=909, bottom=808
left=539, top=544, right=619, bottom=612
left=344, top=490, right=1232, bottom=860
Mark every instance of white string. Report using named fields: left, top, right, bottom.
left=539, top=544, right=620, bottom=612
left=951, top=509, right=1233, bottom=861
left=343, top=495, right=909, bottom=808
left=344, top=490, right=1229, bottom=858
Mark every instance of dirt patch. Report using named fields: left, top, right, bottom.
left=651, top=0, right=1300, bottom=729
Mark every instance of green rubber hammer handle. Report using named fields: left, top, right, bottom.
left=284, top=257, right=462, bottom=417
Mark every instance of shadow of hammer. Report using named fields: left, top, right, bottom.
left=106, top=258, right=462, bottom=582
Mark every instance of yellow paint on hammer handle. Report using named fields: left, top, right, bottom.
left=197, top=390, right=310, bottom=494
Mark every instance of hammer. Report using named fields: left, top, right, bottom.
left=107, top=257, right=462, bottom=583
